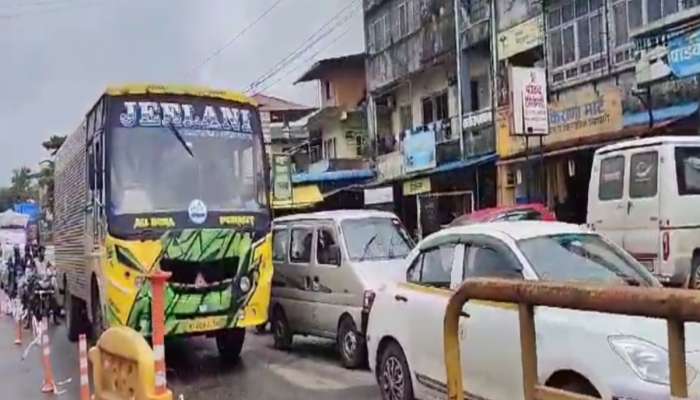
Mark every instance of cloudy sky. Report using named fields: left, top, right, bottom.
left=0, top=0, right=364, bottom=185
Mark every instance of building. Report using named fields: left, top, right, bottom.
left=252, top=93, right=315, bottom=157
left=494, top=0, right=700, bottom=223
left=287, top=53, right=374, bottom=210
left=364, top=0, right=498, bottom=238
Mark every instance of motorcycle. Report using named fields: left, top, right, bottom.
left=20, top=267, right=61, bottom=328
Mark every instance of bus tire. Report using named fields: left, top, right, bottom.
left=66, top=292, right=87, bottom=343
left=216, top=327, right=245, bottom=363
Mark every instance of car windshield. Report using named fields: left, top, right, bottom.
left=342, top=218, right=413, bottom=261
left=518, top=233, right=657, bottom=286
left=110, top=126, right=266, bottom=215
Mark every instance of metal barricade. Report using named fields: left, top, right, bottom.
left=443, top=278, right=700, bottom=400
left=89, top=326, right=173, bottom=400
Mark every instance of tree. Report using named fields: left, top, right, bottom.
left=41, top=135, right=66, bottom=156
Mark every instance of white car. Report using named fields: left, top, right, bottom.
left=366, top=221, right=700, bottom=400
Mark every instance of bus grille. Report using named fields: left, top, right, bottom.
left=160, top=258, right=239, bottom=288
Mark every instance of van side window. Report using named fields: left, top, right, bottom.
left=290, top=228, right=313, bottom=264
left=675, top=147, right=700, bottom=195
left=599, top=156, right=625, bottom=200
left=272, top=229, right=289, bottom=262
left=629, top=151, right=658, bottom=198
left=408, top=244, right=456, bottom=288
left=316, top=228, right=340, bottom=266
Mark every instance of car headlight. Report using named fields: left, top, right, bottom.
left=239, top=276, right=251, bottom=293
left=608, top=335, right=697, bottom=385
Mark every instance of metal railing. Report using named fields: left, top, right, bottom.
left=443, top=278, right=700, bottom=400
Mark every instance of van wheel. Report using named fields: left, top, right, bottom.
left=690, top=255, right=700, bottom=289
left=271, top=307, right=293, bottom=350
left=378, top=341, right=414, bottom=400
left=66, top=292, right=87, bottom=343
left=337, top=317, right=366, bottom=369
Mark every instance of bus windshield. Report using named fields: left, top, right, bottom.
left=110, top=126, right=266, bottom=215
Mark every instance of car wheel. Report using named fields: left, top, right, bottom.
left=337, top=317, right=366, bottom=369
left=66, top=292, right=87, bottom=343
left=549, top=374, right=600, bottom=398
left=271, top=307, right=293, bottom=350
left=689, top=255, right=700, bottom=289
left=216, top=327, right=246, bottom=363
left=378, top=341, right=414, bottom=400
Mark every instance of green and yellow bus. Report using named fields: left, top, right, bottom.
left=54, top=84, right=272, bottom=359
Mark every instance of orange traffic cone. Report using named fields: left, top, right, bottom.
left=39, top=318, right=56, bottom=393
left=79, top=334, right=90, bottom=400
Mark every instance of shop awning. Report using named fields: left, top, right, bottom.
left=292, top=169, right=375, bottom=184
left=272, top=185, right=323, bottom=210
left=404, top=153, right=498, bottom=179
left=623, top=101, right=698, bottom=127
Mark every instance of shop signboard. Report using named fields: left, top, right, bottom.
left=403, top=177, right=431, bottom=196
left=668, top=29, right=700, bottom=78
left=364, top=186, right=394, bottom=205
left=403, top=129, right=437, bottom=173
left=548, top=88, right=623, bottom=139
left=510, top=66, right=548, bottom=135
left=272, top=154, right=293, bottom=203
left=497, top=15, right=543, bottom=61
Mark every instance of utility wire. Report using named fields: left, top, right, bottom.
left=246, top=0, right=360, bottom=93
left=187, top=0, right=286, bottom=77
left=250, top=20, right=356, bottom=96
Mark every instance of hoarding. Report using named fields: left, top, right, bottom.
left=510, top=66, right=549, bottom=135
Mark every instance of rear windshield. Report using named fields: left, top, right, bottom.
left=675, top=147, right=700, bottom=195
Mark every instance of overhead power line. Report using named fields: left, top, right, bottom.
left=187, top=0, right=286, bottom=77
left=249, top=20, right=356, bottom=96
left=246, top=0, right=360, bottom=93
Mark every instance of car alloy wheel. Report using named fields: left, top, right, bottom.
left=381, top=355, right=405, bottom=400
left=343, top=329, right=358, bottom=359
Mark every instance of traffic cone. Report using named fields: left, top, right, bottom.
left=78, top=334, right=90, bottom=400
left=39, top=318, right=56, bottom=393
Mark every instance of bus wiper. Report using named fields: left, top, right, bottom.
left=167, top=123, right=194, bottom=158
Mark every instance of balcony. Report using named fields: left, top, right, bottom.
left=460, top=0, right=490, bottom=48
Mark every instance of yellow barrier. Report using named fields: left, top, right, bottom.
left=89, top=326, right=173, bottom=400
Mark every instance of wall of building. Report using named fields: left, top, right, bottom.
left=320, top=69, right=367, bottom=110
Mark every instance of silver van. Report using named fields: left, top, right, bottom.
left=270, top=210, right=414, bottom=368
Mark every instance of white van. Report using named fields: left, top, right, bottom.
left=588, top=136, right=700, bottom=287
left=270, top=210, right=414, bottom=368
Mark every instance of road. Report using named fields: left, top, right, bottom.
left=0, top=312, right=379, bottom=399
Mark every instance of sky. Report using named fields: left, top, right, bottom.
left=0, top=0, right=364, bottom=185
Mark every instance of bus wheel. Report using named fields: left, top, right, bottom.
left=66, top=292, right=87, bottom=343
left=91, top=280, right=105, bottom=340
left=216, top=328, right=246, bottom=363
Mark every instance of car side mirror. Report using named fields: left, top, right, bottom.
left=327, top=244, right=341, bottom=266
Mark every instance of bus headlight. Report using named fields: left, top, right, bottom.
left=239, top=276, right=251, bottom=293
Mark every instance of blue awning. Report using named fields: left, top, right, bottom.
left=406, top=152, right=498, bottom=179
left=292, top=169, right=375, bottom=184
left=623, top=102, right=698, bottom=127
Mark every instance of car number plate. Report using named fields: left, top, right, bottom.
left=182, top=316, right=228, bottom=333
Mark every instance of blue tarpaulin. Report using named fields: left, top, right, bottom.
left=292, top=169, right=375, bottom=184
left=13, top=202, right=40, bottom=222
left=404, top=152, right=498, bottom=179
left=623, top=102, right=698, bottom=127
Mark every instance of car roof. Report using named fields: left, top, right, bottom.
left=596, top=135, right=700, bottom=154
left=274, top=209, right=398, bottom=224
left=428, top=221, right=588, bottom=243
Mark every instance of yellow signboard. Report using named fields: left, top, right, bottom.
left=548, top=88, right=623, bottom=139
left=498, top=16, right=544, bottom=60
left=403, top=178, right=431, bottom=196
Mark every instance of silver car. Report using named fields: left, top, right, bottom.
left=270, top=210, right=414, bottom=368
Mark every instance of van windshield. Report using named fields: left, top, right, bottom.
left=675, top=147, right=700, bottom=195
left=342, top=218, right=413, bottom=261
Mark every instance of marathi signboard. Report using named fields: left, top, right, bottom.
left=548, top=88, right=623, bottom=138
left=403, top=177, right=431, bottom=196
left=510, top=67, right=548, bottom=135
left=403, top=130, right=437, bottom=173
left=668, top=29, right=700, bottom=78
left=272, top=154, right=293, bottom=203
left=497, top=16, right=543, bottom=61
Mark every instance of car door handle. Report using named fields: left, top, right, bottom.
left=394, top=294, right=408, bottom=302
left=460, top=311, right=470, bottom=318
left=627, top=201, right=633, bottom=214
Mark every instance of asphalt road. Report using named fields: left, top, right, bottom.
left=0, top=307, right=379, bottom=400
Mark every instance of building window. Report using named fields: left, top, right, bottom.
left=323, top=137, right=337, bottom=160
left=548, top=0, right=604, bottom=76
left=383, top=13, right=392, bottom=48
left=613, top=0, right=680, bottom=50
left=399, top=104, right=413, bottom=132
left=398, top=2, right=409, bottom=37
left=371, top=18, right=384, bottom=52
left=421, top=91, right=449, bottom=125
left=323, top=80, right=332, bottom=101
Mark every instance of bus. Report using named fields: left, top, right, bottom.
left=54, top=84, right=272, bottom=360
